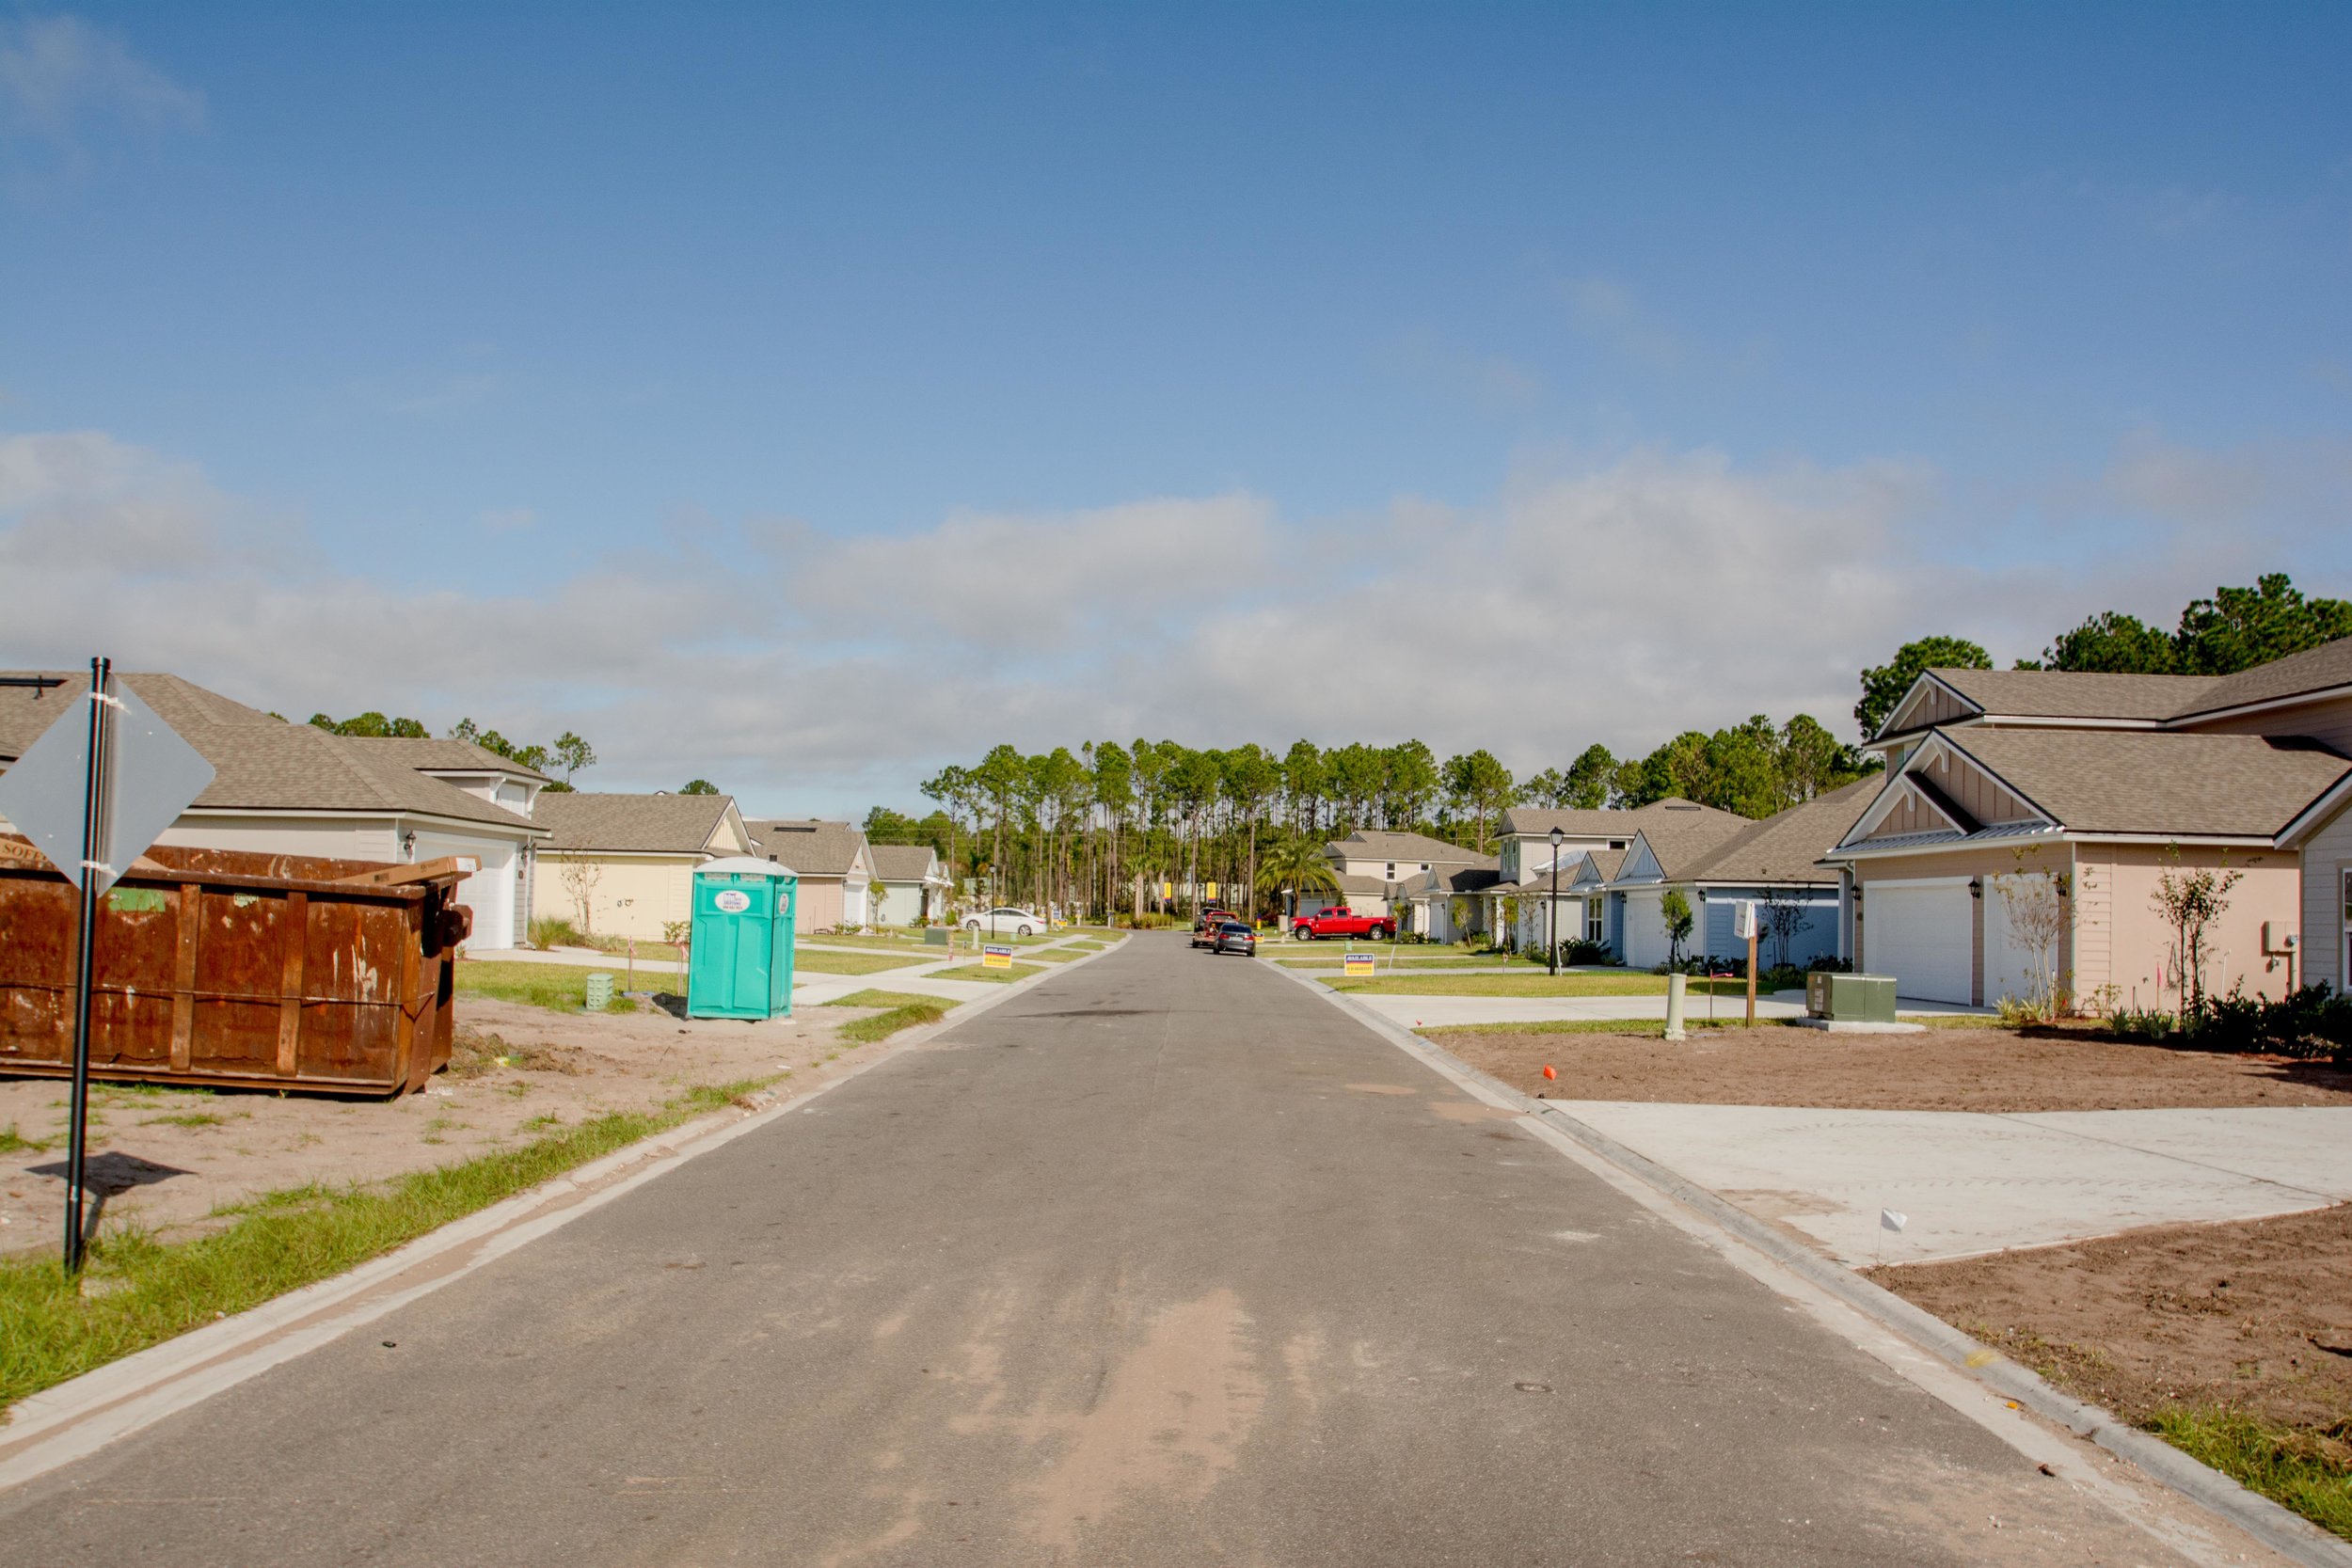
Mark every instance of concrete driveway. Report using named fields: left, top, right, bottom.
left=0, top=935, right=2230, bottom=1565
left=1557, top=1101, right=2352, bottom=1265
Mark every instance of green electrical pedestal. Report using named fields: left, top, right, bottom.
left=687, top=857, right=799, bottom=1021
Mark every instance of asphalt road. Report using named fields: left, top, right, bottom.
left=2, top=933, right=2202, bottom=1565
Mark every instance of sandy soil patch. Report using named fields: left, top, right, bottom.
left=1440, top=1024, right=2352, bottom=1113
left=1870, top=1204, right=2352, bottom=1445
left=0, top=995, right=905, bottom=1257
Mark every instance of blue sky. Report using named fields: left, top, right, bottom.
left=4, top=5, right=2348, bottom=814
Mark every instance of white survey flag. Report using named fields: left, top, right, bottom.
left=1880, top=1208, right=1908, bottom=1233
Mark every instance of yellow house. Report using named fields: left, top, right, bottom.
left=531, top=792, right=755, bottom=941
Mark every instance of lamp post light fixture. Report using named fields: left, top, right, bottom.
left=1548, top=826, right=1564, bottom=976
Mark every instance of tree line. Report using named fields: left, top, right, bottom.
left=863, top=720, right=1874, bottom=924
left=1856, top=573, right=2350, bottom=734
left=304, top=710, right=597, bottom=791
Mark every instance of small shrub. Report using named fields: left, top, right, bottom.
left=1807, top=955, right=1854, bottom=974
left=2109, top=1006, right=2179, bottom=1041
left=529, top=916, right=584, bottom=950
left=1558, top=939, right=1616, bottom=966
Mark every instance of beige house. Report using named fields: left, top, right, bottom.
left=1, top=672, right=548, bottom=951
left=532, top=792, right=755, bottom=942
left=1833, top=637, right=2352, bottom=1006
left=1319, top=830, right=1485, bottom=918
left=744, top=819, right=876, bottom=933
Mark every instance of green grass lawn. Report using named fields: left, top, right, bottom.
left=1274, top=950, right=1544, bottom=970
left=821, top=989, right=957, bottom=1042
left=2146, top=1409, right=2352, bottom=1541
left=453, top=960, right=643, bottom=1012
left=797, top=931, right=947, bottom=954
left=0, top=1075, right=771, bottom=1415
left=1326, top=972, right=1748, bottom=998
left=1421, top=1017, right=1746, bottom=1037
left=790, top=947, right=932, bottom=975
left=927, top=961, right=1045, bottom=984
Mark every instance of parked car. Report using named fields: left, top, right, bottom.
left=1189, top=907, right=1236, bottom=948
left=964, top=906, right=1045, bottom=937
left=1211, top=919, right=1258, bottom=958
left=1291, top=905, right=1394, bottom=942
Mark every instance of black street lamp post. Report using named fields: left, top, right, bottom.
left=1547, top=826, right=1564, bottom=976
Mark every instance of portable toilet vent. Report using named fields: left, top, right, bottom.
left=687, top=857, right=799, bottom=1021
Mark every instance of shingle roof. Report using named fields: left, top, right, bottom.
left=1579, top=847, right=1629, bottom=883
left=0, top=671, right=542, bottom=834
left=2176, top=636, right=2352, bottom=718
left=537, top=792, right=735, bottom=854
left=744, top=818, right=869, bottom=878
left=1942, top=728, right=2352, bottom=838
left=1620, top=810, right=1756, bottom=880
left=1915, top=668, right=2220, bottom=727
left=1886, top=638, right=2352, bottom=736
left=869, top=844, right=942, bottom=882
left=1326, top=830, right=1484, bottom=863
left=342, top=736, right=551, bottom=784
left=1681, top=776, right=1882, bottom=884
left=1495, top=798, right=1719, bottom=838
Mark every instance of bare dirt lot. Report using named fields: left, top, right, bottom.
left=1870, top=1203, right=2352, bottom=1451
left=1439, top=1023, right=2352, bottom=1113
left=0, top=996, right=902, bottom=1257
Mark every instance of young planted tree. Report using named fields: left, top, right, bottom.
left=1757, top=886, right=1815, bottom=972
left=2150, top=852, right=2242, bottom=1019
left=1661, top=888, right=1695, bottom=968
left=1991, top=865, right=2073, bottom=1020
left=556, top=855, right=603, bottom=931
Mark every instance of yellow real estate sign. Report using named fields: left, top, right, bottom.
left=982, top=944, right=1014, bottom=970
left=1343, top=952, right=1376, bottom=977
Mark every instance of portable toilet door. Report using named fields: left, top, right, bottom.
left=687, top=860, right=798, bottom=1021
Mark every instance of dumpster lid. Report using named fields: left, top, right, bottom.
left=698, top=856, right=797, bottom=879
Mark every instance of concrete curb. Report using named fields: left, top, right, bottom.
left=1278, top=961, right=2352, bottom=1568
left=0, top=933, right=1128, bottom=1494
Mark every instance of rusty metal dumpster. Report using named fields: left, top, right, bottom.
left=0, top=834, right=470, bottom=1096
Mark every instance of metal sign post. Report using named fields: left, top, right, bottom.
left=64, top=660, right=114, bottom=1272
left=0, top=660, right=215, bottom=1273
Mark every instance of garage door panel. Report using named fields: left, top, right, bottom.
left=1865, top=883, right=1972, bottom=1004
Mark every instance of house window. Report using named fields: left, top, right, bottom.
left=1609, top=840, right=1625, bottom=850
left=1420, top=863, right=1429, bottom=872
left=1386, top=863, right=1396, bottom=878
left=1586, top=902, right=1604, bottom=942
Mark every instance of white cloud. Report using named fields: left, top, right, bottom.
left=0, top=15, right=203, bottom=142
left=5, top=425, right=2342, bottom=816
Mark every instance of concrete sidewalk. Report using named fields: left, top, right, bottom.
left=1555, top=1100, right=2352, bottom=1265
left=1347, top=990, right=1990, bottom=1028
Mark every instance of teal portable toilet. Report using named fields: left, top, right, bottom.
left=687, top=857, right=798, bottom=1020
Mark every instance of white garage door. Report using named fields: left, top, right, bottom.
left=1863, top=881, right=1972, bottom=1004
left=1621, top=890, right=1668, bottom=970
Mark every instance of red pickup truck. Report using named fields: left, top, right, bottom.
left=1291, top=906, right=1395, bottom=942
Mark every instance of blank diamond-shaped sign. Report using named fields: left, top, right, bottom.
left=0, top=677, right=215, bottom=895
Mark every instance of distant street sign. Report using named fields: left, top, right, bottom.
left=981, top=944, right=1014, bottom=970
left=0, top=678, right=213, bottom=894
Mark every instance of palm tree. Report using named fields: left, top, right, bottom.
left=1255, top=831, right=1341, bottom=927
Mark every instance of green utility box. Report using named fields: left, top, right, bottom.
left=687, top=858, right=799, bottom=1021
left=1805, top=971, right=1899, bottom=1023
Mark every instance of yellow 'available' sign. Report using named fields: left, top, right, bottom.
left=982, top=945, right=1014, bottom=970
left=1343, top=952, right=1376, bottom=977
